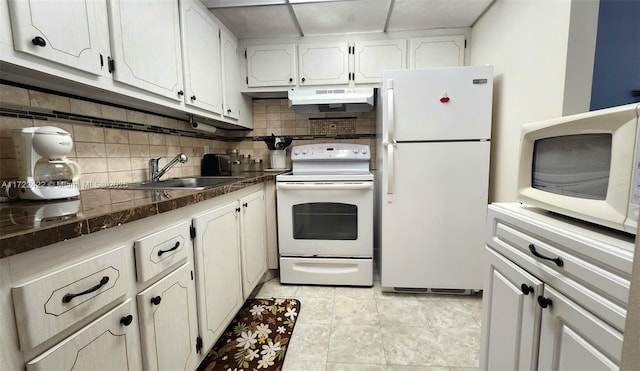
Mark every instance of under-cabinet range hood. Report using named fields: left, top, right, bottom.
left=288, top=88, right=374, bottom=113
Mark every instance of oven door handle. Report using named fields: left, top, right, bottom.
left=277, top=182, right=373, bottom=191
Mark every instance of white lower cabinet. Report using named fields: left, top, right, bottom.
left=1, top=184, right=271, bottom=370
left=537, top=286, right=623, bottom=370
left=26, top=299, right=141, bottom=371
left=481, top=247, right=542, bottom=371
left=480, top=203, right=634, bottom=371
left=137, top=262, right=199, bottom=371
left=239, top=190, right=268, bottom=299
left=192, top=200, right=244, bottom=354
left=192, top=188, right=268, bottom=353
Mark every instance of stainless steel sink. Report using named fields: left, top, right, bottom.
left=124, top=176, right=246, bottom=190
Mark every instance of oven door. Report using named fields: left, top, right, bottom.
left=276, top=181, right=373, bottom=257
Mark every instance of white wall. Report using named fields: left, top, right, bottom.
left=469, top=0, right=598, bottom=202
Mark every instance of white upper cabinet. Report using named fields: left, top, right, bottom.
left=298, top=42, right=350, bottom=86
left=409, top=35, right=465, bottom=68
left=353, top=39, right=407, bottom=84
left=246, top=44, right=297, bottom=87
left=221, top=29, right=240, bottom=120
left=107, top=0, right=184, bottom=101
left=181, top=0, right=223, bottom=114
left=7, top=0, right=109, bottom=76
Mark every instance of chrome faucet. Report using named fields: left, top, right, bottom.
left=149, top=153, right=188, bottom=182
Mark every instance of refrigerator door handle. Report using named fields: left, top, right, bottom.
left=385, top=79, right=395, bottom=142
left=382, top=139, right=396, bottom=199
left=383, top=79, right=396, bottom=201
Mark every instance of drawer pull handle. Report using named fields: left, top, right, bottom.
left=521, top=284, right=534, bottom=295
left=120, top=315, right=133, bottom=326
left=157, top=241, right=180, bottom=257
left=62, top=276, right=110, bottom=303
left=528, top=244, right=563, bottom=267
left=151, top=296, right=162, bottom=305
left=537, top=295, right=552, bottom=308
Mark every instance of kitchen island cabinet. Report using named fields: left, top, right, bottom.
left=481, top=203, right=634, bottom=371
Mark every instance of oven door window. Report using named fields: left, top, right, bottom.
left=292, top=202, right=357, bottom=240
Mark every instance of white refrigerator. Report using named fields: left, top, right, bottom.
left=375, top=65, right=493, bottom=292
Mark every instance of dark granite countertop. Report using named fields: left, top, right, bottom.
left=0, top=172, right=281, bottom=258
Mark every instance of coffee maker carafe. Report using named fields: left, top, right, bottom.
left=12, top=126, right=81, bottom=200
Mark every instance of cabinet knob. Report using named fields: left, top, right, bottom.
left=178, top=90, right=184, bottom=97
left=120, top=315, right=133, bottom=326
left=151, top=296, right=162, bottom=306
left=520, top=283, right=534, bottom=296
left=31, top=36, right=46, bottom=47
left=301, top=77, right=306, bottom=83
left=235, top=207, right=241, bottom=213
left=537, top=295, right=552, bottom=308
left=227, top=108, right=232, bottom=113
left=243, top=202, right=248, bottom=208
left=288, top=78, right=293, bottom=83
left=191, top=95, right=197, bottom=101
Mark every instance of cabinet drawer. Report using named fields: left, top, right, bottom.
left=12, top=245, right=132, bottom=350
left=26, top=299, right=141, bottom=371
left=134, top=221, right=190, bottom=283
left=486, top=204, right=633, bottom=331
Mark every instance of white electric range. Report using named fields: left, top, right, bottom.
left=276, top=143, right=373, bottom=286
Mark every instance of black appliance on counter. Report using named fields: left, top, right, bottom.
left=201, top=154, right=231, bottom=176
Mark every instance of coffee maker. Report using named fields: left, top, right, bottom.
left=12, top=126, right=81, bottom=200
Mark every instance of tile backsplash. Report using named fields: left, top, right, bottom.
left=0, top=83, right=377, bottom=197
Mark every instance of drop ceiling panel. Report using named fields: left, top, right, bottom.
left=210, top=5, right=300, bottom=38
left=292, top=0, right=391, bottom=35
left=387, top=0, right=493, bottom=30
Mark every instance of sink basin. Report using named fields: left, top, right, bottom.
left=124, top=176, right=246, bottom=190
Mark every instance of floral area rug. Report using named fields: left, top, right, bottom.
left=197, top=298, right=301, bottom=371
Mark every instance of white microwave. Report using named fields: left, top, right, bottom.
left=518, top=103, right=640, bottom=234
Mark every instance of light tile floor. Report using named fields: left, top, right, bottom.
left=254, top=270, right=482, bottom=371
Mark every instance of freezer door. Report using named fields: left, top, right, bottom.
left=383, top=66, right=493, bottom=141
left=380, top=141, right=490, bottom=290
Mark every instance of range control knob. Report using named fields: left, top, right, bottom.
left=361, top=148, right=368, bottom=154
left=302, top=149, right=308, bottom=154
left=353, top=148, right=359, bottom=154
left=293, top=149, right=300, bottom=155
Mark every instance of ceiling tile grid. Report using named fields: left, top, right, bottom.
left=206, top=0, right=493, bottom=39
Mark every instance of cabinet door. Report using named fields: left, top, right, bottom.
left=409, top=35, right=465, bottom=68
left=480, top=247, right=543, bottom=371
left=26, top=299, right=142, bottom=371
left=239, top=190, right=268, bottom=298
left=192, top=201, right=243, bottom=353
left=181, top=0, right=222, bottom=114
left=298, top=42, right=350, bottom=86
left=137, top=262, right=199, bottom=371
left=221, top=29, right=240, bottom=119
left=246, top=44, right=297, bottom=87
left=537, top=286, right=623, bottom=370
left=353, top=39, right=406, bottom=84
left=8, top=0, right=107, bottom=76
left=108, top=0, right=184, bottom=101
